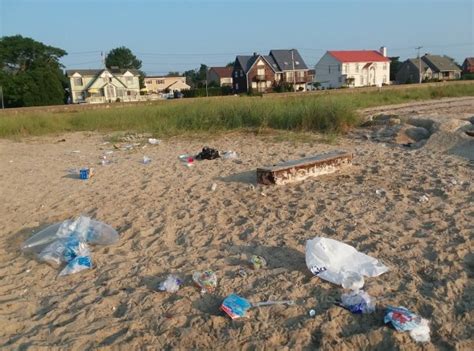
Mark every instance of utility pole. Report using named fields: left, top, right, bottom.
left=415, top=46, right=423, bottom=84
left=291, top=49, right=296, bottom=92
left=205, top=67, right=209, bottom=97
left=0, top=86, right=4, bottom=109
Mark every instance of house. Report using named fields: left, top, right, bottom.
left=462, top=57, right=474, bottom=74
left=232, top=49, right=310, bottom=93
left=207, top=67, right=233, bottom=86
left=144, top=76, right=190, bottom=94
left=315, top=47, right=390, bottom=89
left=396, top=54, right=461, bottom=84
left=66, top=68, right=141, bottom=104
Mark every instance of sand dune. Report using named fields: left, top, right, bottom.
left=0, top=98, right=472, bottom=349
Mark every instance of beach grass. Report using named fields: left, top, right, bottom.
left=1, top=83, right=473, bottom=138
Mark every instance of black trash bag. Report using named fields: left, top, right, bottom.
left=196, top=147, right=220, bottom=160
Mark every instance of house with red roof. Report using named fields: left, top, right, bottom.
left=315, top=47, right=390, bottom=89
left=207, top=67, right=233, bottom=87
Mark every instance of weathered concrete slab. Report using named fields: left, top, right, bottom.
left=257, top=151, right=353, bottom=185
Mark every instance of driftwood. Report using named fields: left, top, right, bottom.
left=257, top=151, right=353, bottom=185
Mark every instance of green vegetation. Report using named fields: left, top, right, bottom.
left=0, top=35, right=67, bottom=107
left=1, top=83, right=473, bottom=138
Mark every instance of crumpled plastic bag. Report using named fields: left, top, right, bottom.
left=305, top=237, right=388, bottom=288
left=340, top=290, right=375, bottom=314
left=59, top=243, right=92, bottom=276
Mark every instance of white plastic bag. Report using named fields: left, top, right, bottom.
left=305, top=237, right=388, bottom=288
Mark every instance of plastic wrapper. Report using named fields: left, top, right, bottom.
left=250, top=255, right=267, bottom=270
left=38, top=236, right=81, bottom=267
left=221, top=294, right=252, bottom=319
left=340, top=290, right=375, bottom=314
left=58, top=244, right=92, bottom=277
left=384, top=306, right=430, bottom=343
left=305, top=237, right=388, bottom=288
left=192, top=270, right=217, bottom=293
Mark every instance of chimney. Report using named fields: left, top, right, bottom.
left=253, top=52, right=257, bottom=57
left=379, top=46, right=387, bottom=57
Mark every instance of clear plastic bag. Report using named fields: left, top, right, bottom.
left=158, top=275, right=182, bottom=293
left=22, top=216, right=119, bottom=252
left=305, top=237, right=388, bottom=288
left=59, top=243, right=92, bottom=276
left=340, top=290, right=375, bottom=314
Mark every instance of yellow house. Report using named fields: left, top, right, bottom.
left=144, top=76, right=190, bottom=94
left=67, top=68, right=141, bottom=103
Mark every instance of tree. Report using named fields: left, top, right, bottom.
left=105, top=46, right=144, bottom=88
left=0, top=35, right=67, bottom=107
left=389, top=56, right=402, bottom=82
left=226, top=61, right=235, bottom=68
left=166, top=71, right=181, bottom=77
left=183, top=64, right=208, bottom=88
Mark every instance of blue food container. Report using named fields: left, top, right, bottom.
left=80, top=168, right=92, bottom=179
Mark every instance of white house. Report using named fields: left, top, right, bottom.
left=66, top=68, right=141, bottom=104
left=315, top=47, right=390, bottom=89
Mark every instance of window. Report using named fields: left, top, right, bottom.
left=266, top=81, right=272, bottom=88
left=286, top=71, right=294, bottom=80
left=146, top=80, right=152, bottom=84
left=383, top=76, right=387, bottom=83
left=240, top=71, right=243, bottom=77
left=328, top=66, right=331, bottom=74
left=74, top=77, right=83, bottom=86
left=257, top=60, right=264, bottom=66
left=235, top=83, right=239, bottom=90
left=234, top=71, right=238, bottom=78
left=126, top=77, right=133, bottom=85
left=157, top=79, right=165, bottom=84
left=298, top=71, right=305, bottom=77
left=257, top=68, right=264, bottom=76
left=251, top=82, right=257, bottom=88
left=342, top=64, right=346, bottom=73
left=356, top=64, right=359, bottom=72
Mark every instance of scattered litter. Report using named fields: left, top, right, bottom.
left=222, top=151, right=238, bottom=160
left=220, top=294, right=252, bottom=319
left=260, top=192, right=267, bottom=197
left=192, top=270, right=217, bottom=293
left=237, top=267, right=247, bottom=278
left=375, top=189, right=386, bottom=196
left=252, top=299, right=294, bottom=307
left=249, top=184, right=255, bottom=190
left=101, top=141, right=110, bottom=145
left=305, top=237, right=388, bottom=288
left=56, top=139, right=66, bottom=143
left=142, top=156, right=151, bottom=164
left=179, top=154, right=194, bottom=167
left=196, top=147, right=220, bottom=160
left=220, top=294, right=294, bottom=320
left=22, top=216, right=118, bottom=276
left=104, top=151, right=114, bottom=155
left=338, top=290, right=375, bottom=314
left=250, top=255, right=267, bottom=270
left=210, top=183, right=217, bottom=192
left=100, top=158, right=111, bottom=166
left=384, top=306, right=430, bottom=343
left=308, top=309, right=316, bottom=317
left=148, top=138, right=161, bottom=145
left=80, top=168, right=94, bottom=179
left=158, top=274, right=182, bottom=293
left=72, top=150, right=81, bottom=153
left=418, top=194, right=430, bottom=203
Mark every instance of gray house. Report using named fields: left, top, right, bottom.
left=396, top=54, right=461, bottom=84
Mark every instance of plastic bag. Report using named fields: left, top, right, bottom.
left=38, top=236, right=81, bottom=267
left=222, top=151, right=238, bottom=160
left=22, top=216, right=119, bottom=252
left=384, top=306, right=430, bottom=343
left=305, top=237, right=388, bottom=288
left=158, top=275, right=182, bottom=293
left=340, top=290, right=375, bottom=314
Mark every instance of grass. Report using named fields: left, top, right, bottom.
left=0, top=83, right=473, bottom=138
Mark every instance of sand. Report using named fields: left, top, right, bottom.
left=0, top=97, right=473, bottom=350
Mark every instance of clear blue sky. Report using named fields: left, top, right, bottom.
left=1, top=0, right=472, bottom=75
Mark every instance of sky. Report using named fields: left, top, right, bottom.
left=1, top=0, right=473, bottom=75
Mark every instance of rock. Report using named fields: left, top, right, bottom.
left=405, top=127, right=431, bottom=141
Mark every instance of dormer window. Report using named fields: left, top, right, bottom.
left=74, top=77, right=83, bottom=86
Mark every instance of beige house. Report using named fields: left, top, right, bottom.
left=66, top=68, right=141, bottom=103
left=144, top=76, right=190, bottom=94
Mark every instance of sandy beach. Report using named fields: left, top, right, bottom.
left=0, top=97, right=473, bottom=350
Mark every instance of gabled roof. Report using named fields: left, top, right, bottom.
left=66, top=69, right=103, bottom=77
left=269, top=49, right=308, bottom=71
left=407, top=58, right=430, bottom=72
left=236, top=55, right=258, bottom=73
left=464, top=57, right=474, bottom=65
left=209, top=67, right=233, bottom=78
left=328, top=50, right=390, bottom=63
left=66, top=68, right=141, bottom=77
left=422, top=55, right=461, bottom=72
